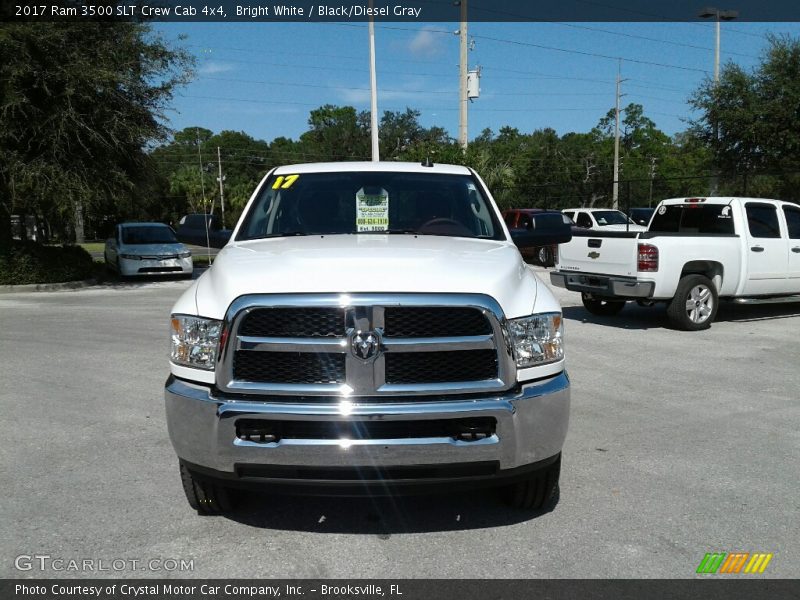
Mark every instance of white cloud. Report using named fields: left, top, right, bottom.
left=407, top=28, right=444, bottom=57
left=198, top=61, right=236, bottom=75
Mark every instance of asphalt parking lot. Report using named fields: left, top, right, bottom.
left=1, top=268, right=798, bottom=579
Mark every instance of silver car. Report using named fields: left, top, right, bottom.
left=105, top=222, right=193, bottom=277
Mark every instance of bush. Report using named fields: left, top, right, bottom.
left=0, top=241, right=95, bottom=285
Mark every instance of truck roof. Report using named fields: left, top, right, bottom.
left=659, top=196, right=781, bottom=205
left=272, top=161, right=473, bottom=176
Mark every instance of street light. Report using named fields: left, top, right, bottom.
left=698, top=7, right=739, bottom=82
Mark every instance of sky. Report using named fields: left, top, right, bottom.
left=153, top=20, right=800, bottom=144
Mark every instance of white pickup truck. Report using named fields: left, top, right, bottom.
left=551, top=197, right=800, bottom=330
left=165, top=161, right=573, bottom=514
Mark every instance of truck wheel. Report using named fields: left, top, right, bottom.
left=504, top=454, right=561, bottom=511
left=538, top=246, right=555, bottom=268
left=581, top=293, right=625, bottom=316
left=667, top=274, right=718, bottom=331
left=179, top=463, right=236, bottom=515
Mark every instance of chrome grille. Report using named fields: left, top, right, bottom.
left=217, top=293, right=515, bottom=398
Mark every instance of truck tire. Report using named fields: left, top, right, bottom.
left=179, top=463, right=236, bottom=515
left=504, top=454, right=561, bottom=511
left=538, top=246, right=555, bottom=268
left=667, top=274, right=718, bottom=331
left=581, top=293, right=625, bottom=316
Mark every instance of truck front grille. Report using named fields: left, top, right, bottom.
left=233, top=351, right=346, bottom=384
left=239, top=308, right=345, bottom=337
left=218, top=294, right=514, bottom=398
left=385, top=350, right=497, bottom=384
left=383, top=307, right=492, bottom=337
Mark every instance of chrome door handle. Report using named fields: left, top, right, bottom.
left=751, top=246, right=765, bottom=252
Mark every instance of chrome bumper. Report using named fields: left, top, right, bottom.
left=165, top=372, right=570, bottom=477
left=550, top=271, right=655, bottom=298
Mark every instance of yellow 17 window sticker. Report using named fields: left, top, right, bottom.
left=272, top=174, right=299, bottom=189
left=356, top=187, right=389, bottom=232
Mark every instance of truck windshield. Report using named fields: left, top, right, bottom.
left=649, top=204, right=735, bottom=234
left=592, top=210, right=634, bottom=226
left=121, top=226, right=177, bottom=245
left=236, top=171, right=503, bottom=241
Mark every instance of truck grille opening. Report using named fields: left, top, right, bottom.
left=235, top=462, right=500, bottom=481
left=236, top=417, right=496, bottom=442
left=385, top=350, right=497, bottom=384
left=233, top=351, right=346, bottom=384
left=383, top=307, right=492, bottom=337
left=239, top=308, right=345, bottom=338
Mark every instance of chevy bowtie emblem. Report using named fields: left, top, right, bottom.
left=351, top=331, right=380, bottom=360
left=588, top=251, right=600, bottom=259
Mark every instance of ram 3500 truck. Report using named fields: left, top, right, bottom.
left=551, top=197, right=800, bottom=330
left=166, top=162, right=572, bottom=514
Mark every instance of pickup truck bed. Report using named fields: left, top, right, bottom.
left=551, top=197, right=800, bottom=330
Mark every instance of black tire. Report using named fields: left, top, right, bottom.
left=581, top=293, right=626, bottom=316
left=504, top=454, right=561, bottom=511
left=538, top=246, right=555, bottom=268
left=667, top=274, right=718, bottom=331
left=179, top=463, right=236, bottom=515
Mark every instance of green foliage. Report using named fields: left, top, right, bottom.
left=690, top=34, right=800, bottom=199
left=0, top=22, right=194, bottom=241
left=0, top=242, right=94, bottom=285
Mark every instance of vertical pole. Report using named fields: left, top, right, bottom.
left=458, top=0, right=468, bottom=150
left=612, top=62, right=621, bottom=210
left=714, top=15, right=721, bottom=83
left=217, top=146, right=225, bottom=229
left=368, top=0, right=380, bottom=162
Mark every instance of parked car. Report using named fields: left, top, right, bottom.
left=105, top=222, right=193, bottom=278
left=562, top=208, right=647, bottom=232
left=627, top=207, right=655, bottom=227
left=175, top=214, right=232, bottom=248
left=166, top=161, right=572, bottom=514
left=551, top=197, right=800, bottom=330
left=502, top=208, right=575, bottom=267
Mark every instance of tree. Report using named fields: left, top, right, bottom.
left=0, top=23, right=193, bottom=243
left=690, top=34, right=800, bottom=199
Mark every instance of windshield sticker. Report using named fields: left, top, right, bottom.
left=356, top=187, right=389, bottom=232
left=272, top=174, right=299, bottom=190
left=658, top=205, right=667, bottom=215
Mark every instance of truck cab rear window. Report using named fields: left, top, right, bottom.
left=648, top=204, right=735, bottom=235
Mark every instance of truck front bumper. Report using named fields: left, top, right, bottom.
left=550, top=271, right=655, bottom=298
left=165, top=372, right=569, bottom=492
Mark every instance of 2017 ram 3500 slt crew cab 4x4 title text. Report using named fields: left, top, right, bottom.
left=165, top=162, right=572, bottom=514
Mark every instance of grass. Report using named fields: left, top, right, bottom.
left=78, top=242, right=106, bottom=253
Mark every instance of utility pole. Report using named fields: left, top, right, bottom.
left=458, top=0, right=468, bottom=150
left=368, top=0, right=380, bottom=161
left=612, top=61, right=624, bottom=210
left=648, top=156, right=657, bottom=207
left=217, top=146, right=226, bottom=229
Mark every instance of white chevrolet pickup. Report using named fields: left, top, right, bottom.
left=165, top=161, right=573, bottom=514
left=551, top=197, right=800, bottom=330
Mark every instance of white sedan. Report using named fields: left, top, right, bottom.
left=105, top=223, right=193, bottom=277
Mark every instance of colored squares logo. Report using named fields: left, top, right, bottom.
left=697, top=552, right=773, bottom=574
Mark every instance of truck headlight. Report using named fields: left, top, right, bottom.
left=178, top=251, right=192, bottom=258
left=507, top=312, right=564, bottom=368
left=170, top=315, right=222, bottom=370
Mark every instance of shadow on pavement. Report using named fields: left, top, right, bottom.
left=562, top=298, right=800, bottom=330
left=223, top=488, right=556, bottom=534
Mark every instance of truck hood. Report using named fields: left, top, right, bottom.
left=192, top=235, right=542, bottom=319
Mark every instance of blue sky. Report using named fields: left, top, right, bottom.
left=154, top=21, right=800, bottom=143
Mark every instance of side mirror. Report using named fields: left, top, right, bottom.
left=510, top=222, right=572, bottom=249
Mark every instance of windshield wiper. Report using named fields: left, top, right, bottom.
left=359, top=228, right=419, bottom=235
